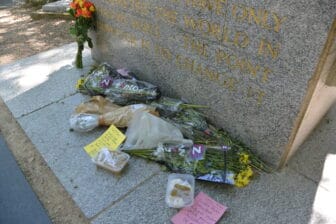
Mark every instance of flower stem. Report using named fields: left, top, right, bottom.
left=76, top=42, right=84, bottom=69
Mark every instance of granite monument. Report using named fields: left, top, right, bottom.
left=90, top=0, right=336, bottom=167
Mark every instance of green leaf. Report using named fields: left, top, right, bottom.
left=69, top=27, right=77, bottom=36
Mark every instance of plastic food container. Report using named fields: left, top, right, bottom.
left=165, top=173, right=195, bottom=208
left=92, top=148, right=130, bottom=174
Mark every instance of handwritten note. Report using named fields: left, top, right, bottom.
left=171, top=192, right=227, bottom=224
left=84, top=125, right=126, bottom=157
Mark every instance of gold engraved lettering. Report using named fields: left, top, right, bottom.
left=175, top=54, right=195, bottom=73
left=232, top=4, right=248, bottom=22
left=193, top=62, right=220, bottom=81
left=261, top=67, right=272, bottom=83
left=222, top=77, right=238, bottom=91
left=155, top=45, right=173, bottom=60
left=183, top=15, right=249, bottom=48
left=185, top=0, right=227, bottom=16
left=244, top=60, right=261, bottom=77
left=205, top=67, right=220, bottom=81
left=141, top=39, right=151, bottom=51
left=183, top=57, right=195, bottom=72
left=129, top=17, right=160, bottom=38
left=183, top=16, right=198, bottom=30
left=214, top=0, right=227, bottom=16
left=183, top=35, right=208, bottom=57
left=248, top=8, right=266, bottom=28
left=272, top=13, right=287, bottom=33
left=233, top=31, right=249, bottom=48
left=156, top=7, right=178, bottom=24
left=194, top=63, right=203, bottom=76
left=216, top=49, right=272, bottom=83
left=232, top=4, right=286, bottom=32
left=247, top=87, right=266, bottom=105
left=258, top=38, right=281, bottom=59
left=209, top=22, right=222, bottom=41
left=132, top=0, right=150, bottom=16
left=185, top=0, right=212, bottom=11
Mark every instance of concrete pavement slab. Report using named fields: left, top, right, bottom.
left=308, top=184, right=336, bottom=224
left=288, top=103, right=336, bottom=189
left=0, top=134, right=52, bottom=224
left=2, top=43, right=336, bottom=223
left=0, top=42, right=92, bottom=118
left=91, top=168, right=319, bottom=224
left=17, top=94, right=161, bottom=218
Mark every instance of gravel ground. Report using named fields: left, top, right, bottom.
left=0, top=5, right=73, bottom=66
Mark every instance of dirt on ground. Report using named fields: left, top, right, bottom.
left=0, top=5, right=73, bottom=66
left=0, top=4, right=89, bottom=224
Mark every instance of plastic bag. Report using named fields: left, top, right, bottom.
left=171, top=108, right=208, bottom=132
left=122, top=112, right=192, bottom=150
left=70, top=104, right=157, bottom=132
left=99, top=104, right=157, bottom=128
left=69, top=113, right=99, bottom=132
left=126, top=143, right=236, bottom=185
left=75, top=96, right=121, bottom=114
left=80, top=63, right=160, bottom=104
left=151, top=97, right=183, bottom=116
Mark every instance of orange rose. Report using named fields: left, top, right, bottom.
left=84, top=1, right=92, bottom=8
left=70, top=2, right=77, bottom=9
left=81, top=8, right=92, bottom=18
left=75, top=8, right=82, bottom=17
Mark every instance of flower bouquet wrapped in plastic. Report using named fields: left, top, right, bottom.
left=77, top=63, right=160, bottom=104
left=125, top=142, right=260, bottom=187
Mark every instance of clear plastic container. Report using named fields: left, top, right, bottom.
left=92, top=148, right=130, bottom=174
left=165, top=173, right=195, bottom=208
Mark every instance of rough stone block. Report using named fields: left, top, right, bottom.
left=89, top=0, right=336, bottom=167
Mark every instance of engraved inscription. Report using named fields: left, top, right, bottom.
left=95, top=0, right=288, bottom=105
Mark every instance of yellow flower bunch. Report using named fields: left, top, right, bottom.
left=234, top=166, right=253, bottom=187
left=239, top=153, right=250, bottom=164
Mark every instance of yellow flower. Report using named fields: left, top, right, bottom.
left=76, top=78, right=85, bottom=90
left=78, top=0, right=84, bottom=8
left=89, top=5, right=95, bottom=12
left=234, top=167, right=253, bottom=187
left=244, top=166, right=253, bottom=178
left=239, top=153, right=250, bottom=164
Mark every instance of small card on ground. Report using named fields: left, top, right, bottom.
left=171, top=192, right=227, bottom=224
left=84, top=125, right=125, bottom=157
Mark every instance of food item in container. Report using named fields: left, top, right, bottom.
left=92, top=148, right=130, bottom=174
left=165, top=173, right=195, bottom=208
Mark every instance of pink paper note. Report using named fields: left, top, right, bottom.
left=171, top=192, right=227, bottom=224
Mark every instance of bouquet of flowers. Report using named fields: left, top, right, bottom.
left=77, top=63, right=161, bottom=104
left=124, top=126, right=272, bottom=188
left=69, top=0, right=96, bottom=68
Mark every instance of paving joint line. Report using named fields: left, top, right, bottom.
left=15, top=92, right=78, bottom=119
left=89, top=171, right=160, bottom=222
left=288, top=167, right=324, bottom=188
